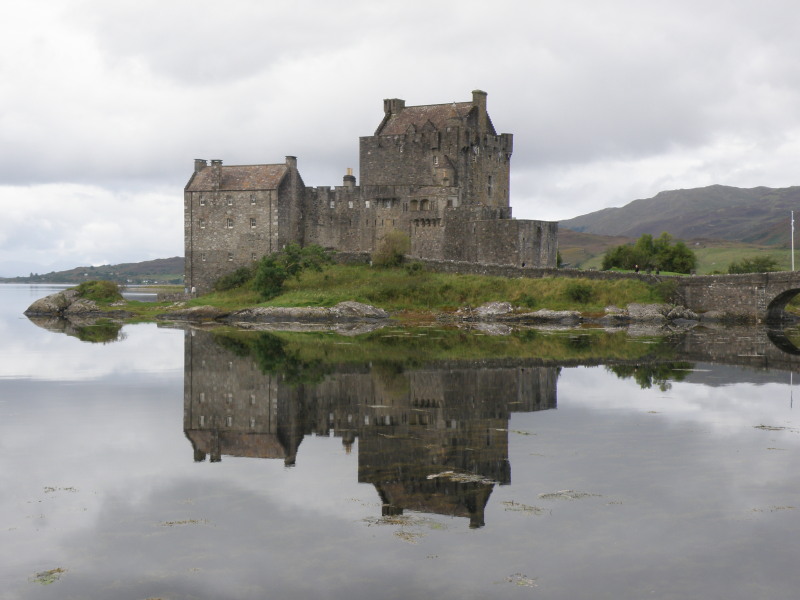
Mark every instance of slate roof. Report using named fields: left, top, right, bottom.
left=186, top=164, right=288, bottom=191
left=377, top=102, right=478, bottom=135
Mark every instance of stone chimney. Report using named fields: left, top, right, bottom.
left=210, top=159, right=222, bottom=190
left=383, top=98, right=406, bottom=115
left=194, top=159, right=207, bottom=173
left=343, top=167, right=356, bottom=190
left=472, top=90, right=488, bottom=132
left=285, top=156, right=297, bottom=169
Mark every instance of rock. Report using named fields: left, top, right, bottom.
left=473, top=322, right=513, bottom=336
left=64, top=298, right=100, bottom=315
left=157, top=305, right=230, bottom=321
left=666, top=306, right=698, bottom=321
left=699, top=310, right=725, bottom=322
left=604, top=305, right=625, bottom=315
left=626, top=303, right=668, bottom=323
left=474, top=301, right=513, bottom=317
left=507, top=309, right=582, bottom=325
left=24, top=289, right=78, bottom=316
left=329, top=301, right=389, bottom=320
left=221, top=301, right=388, bottom=324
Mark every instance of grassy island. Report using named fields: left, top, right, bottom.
left=105, top=263, right=669, bottom=323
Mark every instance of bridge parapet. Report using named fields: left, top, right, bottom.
left=673, top=271, right=800, bottom=323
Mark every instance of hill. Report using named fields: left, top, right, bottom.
left=560, top=185, right=800, bottom=246
left=0, top=257, right=184, bottom=284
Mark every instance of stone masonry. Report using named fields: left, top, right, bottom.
left=184, top=91, right=558, bottom=293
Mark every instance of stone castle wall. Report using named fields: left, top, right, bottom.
left=184, top=91, right=558, bottom=293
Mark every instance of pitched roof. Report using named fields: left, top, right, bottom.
left=186, top=164, right=288, bottom=191
left=377, top=102, right=476, bottom=135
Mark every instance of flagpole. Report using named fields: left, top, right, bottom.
left=793, top=211, right=795, bottom=272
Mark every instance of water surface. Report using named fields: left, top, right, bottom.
left=2, top=284, right=800, bottom=599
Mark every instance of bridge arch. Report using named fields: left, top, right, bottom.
left=766, top=328, right=800, bottom=355
left=766, top=288, right=800, bottom=324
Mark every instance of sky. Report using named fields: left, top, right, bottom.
left=2, top=0, right=800, bottom=276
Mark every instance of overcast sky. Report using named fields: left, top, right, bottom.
left=2, top=0, right=800, bottom=275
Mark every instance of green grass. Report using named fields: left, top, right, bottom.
left=89, top=264, right=669, bottom=323
left=261, top=264, right=662, bottom=313
left=692, top=246, right=794, bottom=274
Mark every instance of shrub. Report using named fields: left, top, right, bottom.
left=213, top=266, right=253, bottom=292
left=565, top=281, right=593, bottom=304
left=654, top=279, right=679, bottom=303
left=372, top=230, right=410, bottom=267
left=75, top=280, right=122, bottom=302
left=252, top=244, right=333, bottom=301
left=515, top=292, right=537, bottom=309
left=728, top=256, right=779, bottom=274
left=404, top=261, right=425, bottom=275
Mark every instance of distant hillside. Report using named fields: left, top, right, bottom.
left=0, top=257, right=184, bottom=284
left=560, top=185, right=800, bottom=246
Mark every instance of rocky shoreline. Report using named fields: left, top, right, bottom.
left=23, top=288, right=729, bottom=330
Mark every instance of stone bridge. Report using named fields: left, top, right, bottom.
left=672, top=271, right=800, bottom=323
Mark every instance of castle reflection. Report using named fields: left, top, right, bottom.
left=183, top=328, right=558, bottom=528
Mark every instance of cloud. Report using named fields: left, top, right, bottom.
left=0, top=184, right=182, bottom=275
left=2, top=0, right=800, bottom=272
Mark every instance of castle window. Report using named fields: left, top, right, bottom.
left=226, top=218, right=233, bottom=228
left=433, top=156, right=439, bottom=166
left=199, top=415, right=205, bottom=426
left=250, top=218, right=256, bottom=228
left=199, top=218, right=205, bottom=228
left=226, top=196, right=233, bottom=206
left=201, top=253, right=206, bottom=262
left=330, top=200, right=335, bottom=209
left=226, top=416, right=233, bottom=427
left=365, top=200, right=370, bottom=208
left=410, top=200, right=418, bottom=211
left=420, top=199, right=429, bottom=211
left=227, top=252, right=234, bottom=261
left=348, top=200, right=353, bottom=209
left=251, top=252, right=257, bottom=261
left=200, top=198, right=206, bottom=206
left=488, top=175, right=493, bottom=197
left=446, top=199, right=453, bottom=208
left=250, top=194, right=256, bottom=205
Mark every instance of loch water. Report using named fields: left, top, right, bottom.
left=2, top=283, right=800, bottom=599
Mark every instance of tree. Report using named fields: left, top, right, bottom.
left=252, top=244, right=332, bottom=300
left=727, top=256, right=779, bottom=274
left=602, top=232, right=696, bottom=274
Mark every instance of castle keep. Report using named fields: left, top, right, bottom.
left=184, top=90, right=558, bottom=293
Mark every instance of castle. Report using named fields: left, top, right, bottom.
left=184, top=90, right=558, bottom=293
